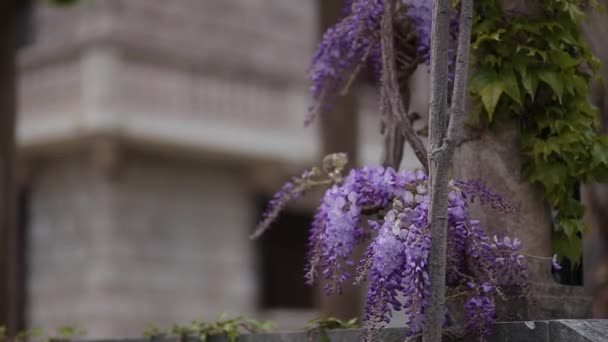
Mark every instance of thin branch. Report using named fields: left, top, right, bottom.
left=380, top=0, right=429, bottom=172
left=340, top=45, right=372, bottom=96
left=423, top=0, right=452, bottom=339
left=445, top=291, right=467, bottom=300
left=445, top=0, right=474, bottom=152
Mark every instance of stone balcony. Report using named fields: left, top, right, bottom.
left=16, top=0, right=422, bottom=172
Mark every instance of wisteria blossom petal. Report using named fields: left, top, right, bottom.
left=552, top=254, right=562, bottom=271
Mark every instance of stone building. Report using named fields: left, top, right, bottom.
left=17, top=1, right=423, bottom=337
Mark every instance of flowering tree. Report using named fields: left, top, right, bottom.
left=252, top=0, right=566, bottom=341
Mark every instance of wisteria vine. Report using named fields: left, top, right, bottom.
left=252, top=154, right=559, bottom=341
left=307, top=0, right=458, bottom=124
left=253, top=0, right=564, bottom=341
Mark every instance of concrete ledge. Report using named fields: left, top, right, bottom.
left=76, top=320, right=608, bottom=342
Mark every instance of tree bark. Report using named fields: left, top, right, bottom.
left=0, top=0, right=19, bottom=335
left=316, top=0, right=362, bottom=321
left=423, top=1, right=473, bottom=341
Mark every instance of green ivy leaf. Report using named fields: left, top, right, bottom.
left=521, top=71, right=539, bottom=100
left=502, top=69, right=522, bottom=105
left=550, top=50, right=578, bottom=68
left=469, top=70, right=508, bottom=121
left=538, top=71, right=565, bottom=103
left=591, top=138, right=608, bottom=168
left=517, top=45, right=548, bottom=61
left=564, top=3, right=585, bottom=22
left=528, top=161, right=568, bottom=195
left=561, top=219, right=579, bottom=239
left=469, top=70, right=494, bottom=92
left=569, top=75, right=588, bottom=96
left=471, top=29, right=506, bottom=50
left=479, top=83, right=503, bottom=120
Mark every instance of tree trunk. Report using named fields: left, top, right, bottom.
left=315, top=0, right=362, bottom=321
left=581, top=1, right=608, bottom=318
left=423, top=0, right=473, bottom=340
left=0, top=0, right=19, bottom=335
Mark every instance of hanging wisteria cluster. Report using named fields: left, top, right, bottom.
left=254, top=0, right=560, bottom=340
left=307, top=0, right=458, bottom=123
left=252, top=154, right=559, bottom=341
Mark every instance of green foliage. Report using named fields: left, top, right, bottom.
left=0, top=325, right=85, bottom=342
left=305, top=317, right=359, bottom=342
left=143, top=314, right=274, bottom=342
left=53, top=326, right=86, bottom=341
left=469, top=0, right=606, bottom=264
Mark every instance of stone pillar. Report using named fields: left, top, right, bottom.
left=454, top=122, right=593, bottom=320
left=454, top=122, right=553, bottom=283
left=581, top=0, right=608, bottom=318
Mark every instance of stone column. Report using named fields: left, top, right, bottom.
left=452, top=0, right=593, bottom=320
left=581, top=0, right=608, bottom=318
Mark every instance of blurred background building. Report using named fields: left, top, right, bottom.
left=14, top=0, right=425, bottom=337
left=17, top=0, right=605, bottom=337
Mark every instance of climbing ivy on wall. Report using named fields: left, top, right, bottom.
left=468, top=0, right=606, bottom=263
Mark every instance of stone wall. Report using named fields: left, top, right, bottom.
left=27, top=155, right=257, bottom=337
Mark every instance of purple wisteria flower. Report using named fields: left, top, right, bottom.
left=402, top=0, right=432, bottom=61
left=307, top=0, right=461, bottom=124
left=454, top=179, right=516, bottom=214
left=254, top=164, right=547, bottom=341
left=464, top=292, right=496, bottom=338
left=307, top=0, right=383, bottom=124
left=251, top=169, right=320, bottom=239
left=552, top=254, right=562, bottom=271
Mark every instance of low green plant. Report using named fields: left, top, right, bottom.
left=0, top=325, right=85, bottom=342
left=143, top=314, right=274, bottom=342
left=305, top=317, right=359, bottom=342
left=53, top=326, right=86, bottom=341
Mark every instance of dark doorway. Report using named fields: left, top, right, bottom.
left=256, top=197, right=314, bottom=309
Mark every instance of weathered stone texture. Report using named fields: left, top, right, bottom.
left=27, top=156, right=256, bottom=337
left=454, top=122, right=553, bottom=283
